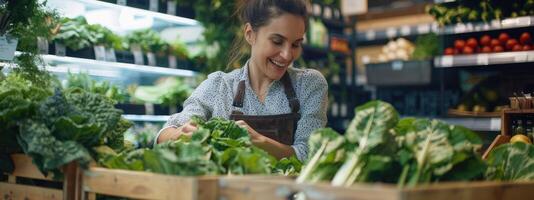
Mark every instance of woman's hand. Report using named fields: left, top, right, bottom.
left=235, top=120, right=265, bottom=144
left=235, top=120, right=295, bottom=159
left=157, top=121, right=198, bottom=144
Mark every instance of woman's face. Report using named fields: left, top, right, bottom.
left=246, top=13, right=306, bottom=80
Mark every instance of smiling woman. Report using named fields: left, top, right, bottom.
left=156, top=0, right=329, bottom=162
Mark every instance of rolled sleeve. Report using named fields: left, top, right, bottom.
left=292, top=69, right=328, bottom=161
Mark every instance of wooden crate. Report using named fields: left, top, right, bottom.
left=217, top=178, right=534, bottom=200
left=0, top=154, right=81, bottom=200
left=483, top=109, right=534, bottom=159
left=81, top=167, right=291, bottom=200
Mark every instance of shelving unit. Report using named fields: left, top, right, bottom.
left=39, top=0, right=202, bottom=123
left=47, top=0, right=199, bottom=29
left=356, top=16, right=534, bottom=44
left=434, top=51, right=534, bottom=68
left=41, top=54, right=197, bottom=85
left=354, top=0, right=534, bottom=134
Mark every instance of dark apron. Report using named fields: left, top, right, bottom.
left=229, top=72, right=301, bottom=145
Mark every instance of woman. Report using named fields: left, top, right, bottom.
left=156, top=0, right=328, bottom=162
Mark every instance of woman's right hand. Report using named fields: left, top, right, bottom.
left=157, top=121, right=198, bottom=144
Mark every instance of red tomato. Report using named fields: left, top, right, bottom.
left=512, top=44, right=523, bottom=51
left=454, top=39, right=466, bottom=50
left=444, top=47, right=455, bottom=55
left=466, top=37, right=478, bottom=48
left=490, top=39, right=500, bottom=47
left=481, top=46, right=492, bottom=53
left=523, top=45, right=531, bottom=51
left=520, top=32, right=532, bottom=45
left=463, top=46, right=474, bottom=54
left=506, top=39, right=519, bottom=50
left=499, top=33, right=510, bottom=45
left=493, top=45, right=504, bottom=52
left=480, top=35, right=491, bottom=46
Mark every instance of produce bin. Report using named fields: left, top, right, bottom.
left=0, top=154, right=81, bottom=200
left=218, top=178, right=534, bottom=200
left=82, top=167, right=291, bottom=200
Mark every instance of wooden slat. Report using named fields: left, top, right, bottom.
left=0, top=182, right=63, bottom=200
left=10, top=154, right=55, bottom=181
left=218, top=177, right=298, bottom=200
left=300, top=182, right=400, bottom=200
left=83, top=167, right=218, bottom=200
left=403, top=182, right=501, bottom=200
left=500, top=181, right=534, bottom=200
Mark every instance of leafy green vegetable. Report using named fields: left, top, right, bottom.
left=14, top=88, right=131, bottom=178
left=101, top=117, right=289, bottom=176
left=124, top=29, right=167, bottom=53
left=332, top=101, right=399, bottom=186
left=412, top=33, right=439, bottom=61
left=274, top=156, right=302, bottom=176
left=296, top=128, right=345, bottom=183
left=133, top=77, right=192, bottom=106
left=395, top=119, right=485, bottom=187
left=87, top=24, right=124, bottom=50
left=486, top=143, right=534, bottom=181
left=0, top=72, right=53, bottom=173
left=53, top=17, right=100, bottom=50
left=299, top=100, right=487, bottom=188
left=63, top=72, right=128, bottom=104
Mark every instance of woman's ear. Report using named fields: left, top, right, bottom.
left=244, top=23, right=255, bottom=45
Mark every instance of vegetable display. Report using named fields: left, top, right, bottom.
left=485, top=143, right=534, bottom=181
left=0, top=65, right=132, bottom=178
left=428, top=0, right=534, bottom=26
left=444, top=32, right=532, bottom=55
left=63, top=72, right=128, bottom=104
left=132, top=77, right=192, bottom=106
left=297, top=100, right=487, bottom=187
left=100, top=117, right=301, bottom=176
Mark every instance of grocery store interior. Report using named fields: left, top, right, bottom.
left=1, top=0, right=533, bottom=199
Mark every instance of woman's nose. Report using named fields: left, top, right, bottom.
left=280, top=46, right=292, bottom=60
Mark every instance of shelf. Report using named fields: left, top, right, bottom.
left=47, top=0, right=200, bottom=33
left=356, top=16, right=534, bottom=43
left=357, top=23, right=438, bottom=43
left=438, top=117, right=501, bottom=132
left=434, top=51, right=534, bottom=68
left=122, top=114, right=169, bottom=122
left=34, top=54, right=198, bottom=87
left=440, top=16, right=534, bottom=35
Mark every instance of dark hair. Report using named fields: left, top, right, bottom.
left=227, top=0, right=309, bottom=69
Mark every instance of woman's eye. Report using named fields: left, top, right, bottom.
left=272, top=40, right=283, bottom=45
left=292, top=43, right=302, bottom=48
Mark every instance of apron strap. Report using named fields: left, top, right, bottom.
left=281, top=72, right=300, bottom=114
left=232, top=71, right=300, bottom=114
left=232, top=80, right=246, bottom=108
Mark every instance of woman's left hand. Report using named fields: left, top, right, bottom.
left=235, top=120, right=265, bottom=143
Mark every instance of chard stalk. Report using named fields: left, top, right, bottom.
left=332, top=108, right=374, bottom=186
left=296, top=140, right=328, bottom=183
left=411, top=131, right=432, bottom=186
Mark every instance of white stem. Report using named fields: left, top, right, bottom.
left=296, top=140, right=328, bottom=183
